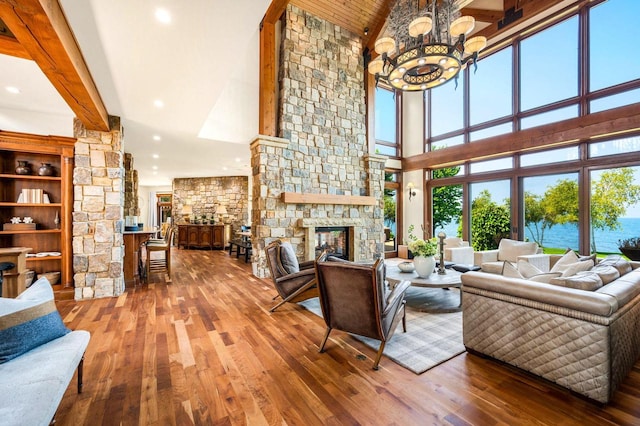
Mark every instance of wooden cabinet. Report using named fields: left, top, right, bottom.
left=0, top=131, right=75, bottom=298
left=177, top=224, right=224, bottom=249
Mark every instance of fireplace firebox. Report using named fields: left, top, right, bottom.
left=315, top=227, right=349, bottom=260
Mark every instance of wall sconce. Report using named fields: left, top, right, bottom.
left=407, top=182, right=416, bottom=202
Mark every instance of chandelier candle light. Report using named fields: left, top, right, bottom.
left=368, top=0, right=487, bottom=91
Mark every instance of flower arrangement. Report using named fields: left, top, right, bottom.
left=407, top=225, right=438, bottom=257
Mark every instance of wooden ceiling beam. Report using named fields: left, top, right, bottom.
left=0, top=0, right=109, bottom=132
left=0, top=33, right=30, bottom=59
left=460, top=8, right=504, bottom=23
left=403, top=103, right=640, bottom=171
left=473, top=0, right=567, bottom=41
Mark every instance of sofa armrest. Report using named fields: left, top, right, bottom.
left=474, top=249, right=499, bottom=265
left=461, top=271, right=619, bottom=317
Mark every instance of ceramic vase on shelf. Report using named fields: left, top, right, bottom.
left=15, top=160, right=31, bottom=175
left=37, top=162, right=54, bottom=176
left=413, top=255, right=435, bottom=278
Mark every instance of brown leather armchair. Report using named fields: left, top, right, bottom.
left=265, top=240, right=319, bottom=312
left=314, top=258, right=410, bottom=370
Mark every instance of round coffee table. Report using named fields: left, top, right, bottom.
left=386, top=267, right=463, bottom=312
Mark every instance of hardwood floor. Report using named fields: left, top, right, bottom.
left=55, top=249, right=640, bottom=425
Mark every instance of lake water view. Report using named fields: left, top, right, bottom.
left=441, top=217, right=640, bottom=254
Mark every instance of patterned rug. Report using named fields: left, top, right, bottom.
left=299, top=287, right=465, bottom=374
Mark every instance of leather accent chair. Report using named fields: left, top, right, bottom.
left=264, top=240, right=319, bottom=312
left=314, top=258, right=411, bottom=370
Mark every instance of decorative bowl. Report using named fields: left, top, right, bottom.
left=397, top=261, right=415, bottom=273
left=41, top=271, right=60, bottom=285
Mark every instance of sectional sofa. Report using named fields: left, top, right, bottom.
left=461, top=254, right=640, bottom=403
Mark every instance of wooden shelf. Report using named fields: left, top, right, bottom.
left=27, top=256, right=62, bottom=262
left=0, top=229, right=61, bottom=235
left=0, top=173, right=61, bottom=181
left=0, top=202, right=62, bottom=207
left=281, top=192, right=377, bottom=206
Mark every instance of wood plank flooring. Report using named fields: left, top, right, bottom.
left=54, top=249, right=640, bottom=425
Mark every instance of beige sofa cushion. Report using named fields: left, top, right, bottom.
left=497, top=239, right=539, bottom=262
left=591, top=264, right=620, bottom=285
left=550, top=271, right=603, bottom=291
left=501, top=261, right=560, bottom=283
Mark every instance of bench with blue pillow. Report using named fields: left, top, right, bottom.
left=0, top=277, right=90, bottom=426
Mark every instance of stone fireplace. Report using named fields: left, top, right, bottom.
left=249, top=5, right=386, bottom=278
left=314, top=226, right=350, bottom=260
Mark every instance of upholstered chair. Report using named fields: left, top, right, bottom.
left=314, top=258, right=410, bottom=370
left=442, top=237, right=474, bottom=265
left=473, top=238, right=540, bottom=274
left=264, top=240, right=319, bottom=312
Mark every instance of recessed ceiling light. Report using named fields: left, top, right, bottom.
left=152, top=166, right=158, bottom=170
left=235, top=157, right=241, bottom=162
left=152, top=154, right=159, bottom=159
left=153, top=171, right=158, bottom=175
left=5, top=86, right=20, bottom=94
left=154, top=99, right=164, bottom=108
left=222, top=166, right=228, bottom=171
left=153, top=135, right=161, bottom=141
left=155, top=8, right=172, bottom=24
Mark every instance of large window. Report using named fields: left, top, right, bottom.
left=418, top=0, right=640, bottom=256
left=520, top=16, right=579, bottom=112
left=375, top=87, right=398, bottom=157
left=523, top=173, right=579, bottom=251
left=469, top=47, right=513, bottom=125
left=590, top=0, right=640, bottom=92
left=590, top=167, right=640, bottom=255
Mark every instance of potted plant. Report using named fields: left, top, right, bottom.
left=618, top=237, right=640, bottom=261
left=407, top=225, right=438, bottom=277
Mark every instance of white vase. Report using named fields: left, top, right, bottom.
left=413, top=255, right=435, bottom=278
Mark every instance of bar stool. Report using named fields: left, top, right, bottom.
left=0, top=262, right=16, bottom=297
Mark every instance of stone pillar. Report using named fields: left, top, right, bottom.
left=123, top=153, right=139, bottom=217
left=250, top=135, right=294, bottom=278
left=364, top=153, right=387, bottom=256
left=72, top=116, right=125, bottom=299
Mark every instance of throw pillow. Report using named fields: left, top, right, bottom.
left=550, top=250, right=581, bottom=273
left=501, top=261, right=524, bottom=279
left=277, top=242, right=300, bottom=275
left=560, top=259, right=594, bottom=277
left=590, top=264, right=620, bottom=285
left=597, top=255, right=632, bottom=277
left=0, top=277, right=70, bottom=364
left=550, top=271, right=603, bottom=291
left=497, top=239, right=538, bottom=262
left=516, top=259, right=543, bottom=279
left=529, top=272, right=562, bottom=284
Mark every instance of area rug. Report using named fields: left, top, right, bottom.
left=298, top=287, right=465, bottom=374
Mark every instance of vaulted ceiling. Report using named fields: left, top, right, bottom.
left=0, top=0, right=562, bottom=186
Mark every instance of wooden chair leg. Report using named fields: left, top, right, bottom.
left=146, top=250, right=151, bottom=281
left=373, top=341, right=386, bottom=370
left=167, top=251, right=171, bottom=279
left=319, top=327, right=332, bottom=353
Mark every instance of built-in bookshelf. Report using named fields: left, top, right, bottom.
left=0, top=131, right=75, bottom=298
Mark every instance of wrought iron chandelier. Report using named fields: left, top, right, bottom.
left=368, top=0, right=487, bottom=92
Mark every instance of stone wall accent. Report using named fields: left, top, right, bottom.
left=172, top=176, right=248, bottom=231
left=123, top=153, right=139, bottom=217
left=249, top=6, right=385, bottom=278
left=72, top=117, right=125, bottom=300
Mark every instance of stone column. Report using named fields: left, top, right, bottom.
left=72, top=117, right=125, bottom=299
left=250, top=135, right=294, bottom=278
left=364, top=153, right=387, bottom=256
